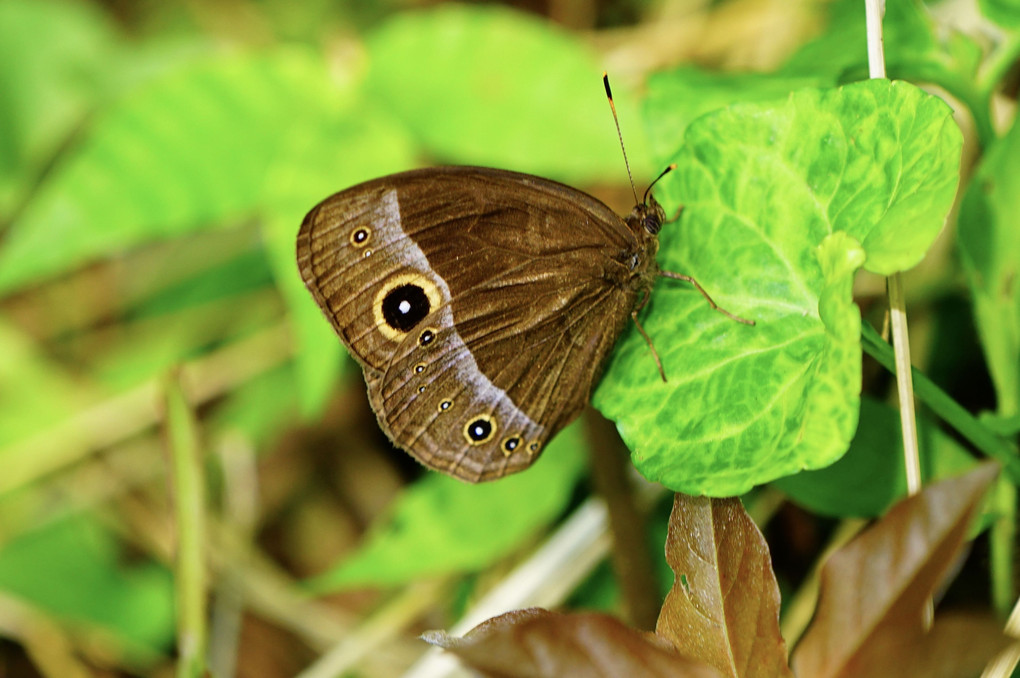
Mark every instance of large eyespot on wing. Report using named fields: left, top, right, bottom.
left=297, top=184, right=456, bottom=371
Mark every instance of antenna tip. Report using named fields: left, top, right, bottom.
left=602, top=72, right=613, bottom=100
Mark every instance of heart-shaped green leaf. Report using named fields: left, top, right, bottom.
left=596, top=79, right=962, bottom=496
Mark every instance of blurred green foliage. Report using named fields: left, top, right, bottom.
left=0, top=0, right=1018, bottom=674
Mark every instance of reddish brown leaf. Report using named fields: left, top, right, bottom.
left=424, top=607, right=723, bottom=678
left=656, top=494, right=793, bottom=678
left=839, top=611, right=1010, bottom=678
left=791, top=463, right=999, bottom=678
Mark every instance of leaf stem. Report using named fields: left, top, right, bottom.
left=584, top=409, right=661, bottom=631
left=861, top=323, right=1020, bottom=482
left=887, top=276, right=924, bottom=495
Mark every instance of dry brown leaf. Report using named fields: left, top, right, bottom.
left=656, top=494, right=793, bottom=678
left=791, top=463, right=1000, bottom=678
left=424, top=607, right=723, bottom=678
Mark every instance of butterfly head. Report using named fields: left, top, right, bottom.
left=626, top=194, right=666, bottom=237
left=626, top=162, right=675, bottom=237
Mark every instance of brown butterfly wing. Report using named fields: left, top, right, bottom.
left=297, top=166, right=642, bottom=481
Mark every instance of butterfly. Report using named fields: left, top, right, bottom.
left=296, top=76, right=751, bottom=482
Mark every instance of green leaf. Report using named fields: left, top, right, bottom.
left=306, top=422, right=586, bottom=591
left=364, top=4, right=650, bottom=183
left=823, top=82, right=961, bottom=275
left=262, top=99, right=417, bottom=416
left=0, top=513, right=174, bottom=661
left=596, top=80, right=961, bottom=496
left=0, top=48, right=331, bottom=293
left=781, top=0, right=989, bottom=145
left=783, top=0, right=941, bottom=80
left=959, top=114, right=1020, bottom=416
left=775, top=398, right=978, bottom=517
left=980, top=0, right=1020, bottom=27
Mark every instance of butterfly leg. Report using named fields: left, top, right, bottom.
left=631, top=289, right=668, bottom=383
left=659, top=271, right=755, bottom=326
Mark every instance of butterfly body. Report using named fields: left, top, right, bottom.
left=297, top=166, right=664, bottom=481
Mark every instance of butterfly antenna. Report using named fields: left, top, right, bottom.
left=643, top=163, right=676, bottom=205
left=603, top=72, right=641, bottom=206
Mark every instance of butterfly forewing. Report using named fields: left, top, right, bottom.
left=297, top=167, right=645, bottom=481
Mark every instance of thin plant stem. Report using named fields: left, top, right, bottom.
left=584, top=409, right=661, bottom=631
left=887, top=277, right=924, bottom=496
left=864, top=0, right=923, bottom=500
left=164, top=370, right=208, bottom=678
left=981, top=589, right=1020, bottom=678
left=861, top=323, right=1020, bottom=481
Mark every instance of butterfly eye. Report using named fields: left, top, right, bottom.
left=463, top=415, right=497, bottom=445
left=643, top=214, right=661, bottom=235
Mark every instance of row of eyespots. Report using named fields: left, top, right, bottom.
left=459, top=413, right=541, bottom=457
left=413, top=362, right=542, bottom=457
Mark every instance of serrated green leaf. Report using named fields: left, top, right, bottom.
left=980, top=0, right=1020, bottom=27
left=0, top=48, right=333, bottom=293
left=306, top=422, right=586, bottom=591
left=959, top=114, right=1020, bottom=416
left=364, top=4, right=651, bottom=182
left=775, top=398, right=977, bottom=517
left=596, top=80, right=960, bottom=496
left=262, top=99, right=417, bottom=416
